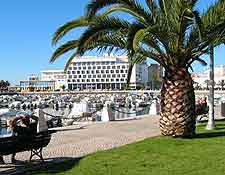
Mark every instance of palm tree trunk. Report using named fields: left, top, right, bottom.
left=160, top=67, right=196, bottom=137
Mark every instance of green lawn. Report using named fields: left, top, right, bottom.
left=27, top=120, right=225, bottom=175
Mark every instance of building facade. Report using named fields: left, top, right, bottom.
left=20, top=74, right=55, bottom=92
left=66, top=55, right=148, bottom=90
left=41, top=70, right=67, bottom=90
left=147, top=64, right=164, bottom=90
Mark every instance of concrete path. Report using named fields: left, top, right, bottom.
left=0, top=115, right=160, bottom=174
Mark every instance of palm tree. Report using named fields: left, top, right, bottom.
left=51, top=0, right=225, bottom=137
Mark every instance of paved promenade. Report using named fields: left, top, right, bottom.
left=0, top=115, right=160, bottom=174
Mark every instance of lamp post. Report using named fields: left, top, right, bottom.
left=206, top=44, right=216, bottom=130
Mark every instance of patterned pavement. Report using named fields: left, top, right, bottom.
left=0, top=115, right=160, bottom=174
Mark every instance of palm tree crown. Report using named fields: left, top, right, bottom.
left=51, top=0, right=225, bottom=137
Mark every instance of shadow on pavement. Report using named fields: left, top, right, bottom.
left=1, top=157, right=82, bottom=175
left=51, top=125, right=87, bottom=132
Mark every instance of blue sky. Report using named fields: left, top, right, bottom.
left=0, top=0, right=223, bottom=85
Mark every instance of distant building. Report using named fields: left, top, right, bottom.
left=147, top=64, right=163, bottom=90
left=41, top=70, right=67, bottom=90
left=66, top=55, right=148, bottom=90
left=20, top=74, right=55, bottom=92
left=192, top=65, right=225, bottom=90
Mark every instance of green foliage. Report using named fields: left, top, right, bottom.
left=51, top=0, right=225, bottom=73
left=0, top=80, right=10, bottom=91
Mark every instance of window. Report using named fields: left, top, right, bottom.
left=73, top=67, right=77, bottom=70
left=96, top=70, right=100, bottom=73
left=116, top=79, right=119, bottom=81
left=112, top=66, right=116, bottom=69
left=111, top=70, right=114, bottom=73
left=103, top=74, right=106, bottom=78
left=72, top=79, right=75, bottom=82
left=79, top=75, right=82, bottom=78
left=86, top=71, right=90, bottom=74
left=72, top=71, right=75, bottom=74
left=116, top=70, right=119, bottom=73
left=92, top=79, right=95, bottom=82
left=103, top=66, right=106, bottom=69
left=87, top=79, right=90, bottom=82
left=82, top=71, right=85, bottom=74
left=91, top=70, right=94, bottom=74
left=101, top=70, right=104, bottom=73
left=107, top=74, right=110, bottom=78
left=77, top=79, right=80, bottom=82
left=83, top=67, right=86, bottom=70
left=93, top=75, right=96, bottom=78
left=117, top=66, right=120, bottom=69
left=82, top=79, right=85, bottom=82
left=111, top=79, right=114, bottom=82
left=69, top=75, right=72, bottom=78
left=88, top=66, right=91, bottom=69
left=125, top=70, right=128, bottom=73
left=107, top=66, right=110, bottom=69
left=120, top=70, right=124, bottom=73
left=69, top=67, right=72, bottom=70
left=122, top=65, right=126, bottom=69
left=77, top=71, right=80, bottom=74
left=74, top=75, right=77, bottom=78
left=122, top=74, right=126, bottom=77
left=78, top=67, right=81, bottom=70
left=106, top=70, right=109, bottom=73
left=117, top=74, right=120, bottom=78
left=83, top=75, right=86, bottom=78
left=106, top=79, right=109, bottom=82
left=97, top=66, right=101, bottom=69
left=88, top=75, right=91, bottom=78
left=93, top=66, right=96, bottom=69
left=96, top=79, right=100, bottom=82
left=67, top=71, right=71, bottom=74
left=97, top=75, right=101, bottom=78
left=120, top=78, right=124, bottom=81
left=101, top=79, right=104, bottom=82
left=112, top=74, right=116, bottom=78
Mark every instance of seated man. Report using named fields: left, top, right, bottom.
left=5, top=114, right=38, bottom=164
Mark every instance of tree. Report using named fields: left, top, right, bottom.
left=218, top=80, right=225, bottom=90
left=51, top=0, right=225, bottom=137
left=204, top=80, right=210, bottom=90
left=61, top=85, right=66, bottom=91
left=0, top=80, right=10, bottom=92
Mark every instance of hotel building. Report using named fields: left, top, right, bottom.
left=66, top=55, right=148, bottom=90
left=41, top=70, right=67, bottom=90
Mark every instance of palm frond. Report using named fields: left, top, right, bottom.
left=50, top=40, right=78, bottom=63
left=52, top=16, right=88, bottom=45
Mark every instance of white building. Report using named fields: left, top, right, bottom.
left=66, top=55, right=148, bottom=90
left=20, top=74, right=55, bottom=92
left=41, top=70, right=67, bottom=90
left=192, top=65, right=225, bottom=89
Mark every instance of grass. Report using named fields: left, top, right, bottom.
left=26, top=120, right=225, bottom=175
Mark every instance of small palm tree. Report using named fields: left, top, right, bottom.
left=51, top=0, right=225, bottom=137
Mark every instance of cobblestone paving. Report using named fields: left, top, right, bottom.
left=0, top=115, right=160, bottom=174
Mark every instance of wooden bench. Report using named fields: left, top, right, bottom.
left=0, top=132, right=51, bottom=162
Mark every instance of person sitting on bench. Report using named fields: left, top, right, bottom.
left=0, top=114, right=38, bottom=164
